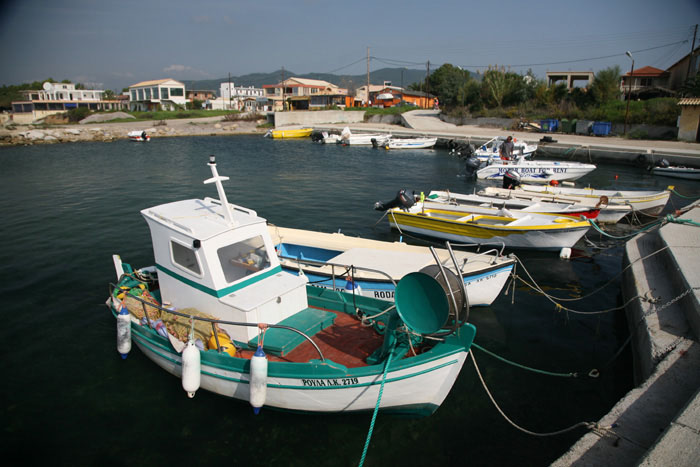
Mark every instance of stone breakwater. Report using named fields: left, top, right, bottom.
left=0, top=119, right=266, bottom=146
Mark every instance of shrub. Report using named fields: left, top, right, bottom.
left=67, top=107, right=91, bottom=122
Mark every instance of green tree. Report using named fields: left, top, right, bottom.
left=103, top=89, right=116, bottom=100
left=680, top=75, right=700, bottom=97
left=425, top=64, right=472, bottom=108
left=589, top=66, right=621, bottom=103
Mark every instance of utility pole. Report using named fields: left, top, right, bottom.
left=281, top=66, right=285, bottom=111
left=425, top=61, right=430, bottom=109
left=228, top=72, right=232, bottom=110
left=686, top=24, right=698, bottom=81
left=366, top=47, right=370, bottom=107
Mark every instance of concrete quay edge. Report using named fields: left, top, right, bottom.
left=552, top=202, right=700, bottom=466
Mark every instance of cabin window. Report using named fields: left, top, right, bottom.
left=217, top=235, right=271, bottom=283
left=171, top=241, right=201, bottom=275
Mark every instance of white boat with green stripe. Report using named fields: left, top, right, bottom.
left=108, top=156, right=476, bottom=416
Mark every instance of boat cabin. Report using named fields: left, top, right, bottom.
left=140, top=158, right=309, bottom=343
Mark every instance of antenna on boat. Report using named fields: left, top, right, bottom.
left=204, top=155, right=236, bottom=225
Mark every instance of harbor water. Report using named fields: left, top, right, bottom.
left=1, top=135, right=698, bottom=466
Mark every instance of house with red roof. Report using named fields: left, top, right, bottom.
left=619, top=66, right=672, bottom=99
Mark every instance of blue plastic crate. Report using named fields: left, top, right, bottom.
left=592, top=121, right=611, bottom=136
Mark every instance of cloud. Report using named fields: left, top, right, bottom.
left=162, top=64, right=211, bottom=78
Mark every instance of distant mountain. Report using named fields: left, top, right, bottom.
left=181, top=68, right=429, bottom=95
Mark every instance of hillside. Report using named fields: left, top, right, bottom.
left=181, top=67, right=429, bottom=95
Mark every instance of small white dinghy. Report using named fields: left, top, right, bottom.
left=128, top=130, right=150, bottom=142
left=650, top=159, right=700, bottom=180
left=339, top=126, right=390, bottom=146
left=381, top=136, right=438, bottom=149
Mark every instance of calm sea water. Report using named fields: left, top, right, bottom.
left=1, top=135, right=698, bottom=466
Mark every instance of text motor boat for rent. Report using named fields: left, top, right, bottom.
left=473, top=157, right=597, bottom=183
left=487, top=183, right=674, bottom=217
left=128, top=130, right=150, bottom=142
left=375, top=190, right=590, bottom=251
left=379, top=136, right=438, bottom=150
left=269, top=224, right=515, bottom=306
left=424, top=190, right=600, bottom=220
left=473, top=136, right=537, bottom=161
left=649, top=159, right=700, bottom=181
left=108, top=156, right=476, bottom=416
left=264, top=128, right=313, bottom=139
left=339, top=126, right=391, bottom=146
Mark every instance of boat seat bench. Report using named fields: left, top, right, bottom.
left=247, top=307, right=336, bottom=356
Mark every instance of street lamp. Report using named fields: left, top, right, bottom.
left=624, top=51, right=634, bottom=135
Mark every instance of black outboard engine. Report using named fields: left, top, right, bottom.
left=464, top=156, right=481, bottom=178
left=374, top=189, right=415, bottom=211
left=503, top=169, right=521, bottom=189
left=310, top=131, right=324, bottom=143
left=371, top=138, right=379, bottom=148
left=657, top=158, right=670, bottom=168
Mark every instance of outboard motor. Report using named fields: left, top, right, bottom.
left=464, top=156, right=481, bottom=178
left=503, top=169, right=521, bottom=189
left=371, top=138, right=379, bottom=148
left=310, top=131, right=324, bottom=143
left=374, top=189, right=415, bottom=211
left=657, top=158, right=670, bottom=168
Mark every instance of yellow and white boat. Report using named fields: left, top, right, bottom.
left=264, top=127, right=313, bottom=139
left=386, top=205, right=590, bottom=250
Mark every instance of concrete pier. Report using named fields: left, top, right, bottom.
left=553, top=202, right=700, bottom=466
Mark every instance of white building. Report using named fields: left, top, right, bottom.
left=218, top=82, right=265, bottom=110
left=11, top=82, right=127, bottom=124
left=128, top=78, right=187, bottom=111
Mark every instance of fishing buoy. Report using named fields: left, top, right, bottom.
left=208, top=331, right=236, bottom=357
left=549, top=180, right=559, bottom=186
left=116, top=301, right=131, bottom=359
left=250, top=345, right=268, bottom=414
left=559, top=247, right=572, bottom=260
left=614, top=174, right=619, bottom=180
left=345, top=277, right=362, bottom=296
left=181, top=340, right=201, bottom=398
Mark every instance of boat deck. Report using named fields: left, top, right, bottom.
left=236, top=309, right=385, bottom=368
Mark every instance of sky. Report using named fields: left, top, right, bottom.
left=0, top=0, right=699, bottom=92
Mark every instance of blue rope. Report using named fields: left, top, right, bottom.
left=358, top=345, right=395, bottom=467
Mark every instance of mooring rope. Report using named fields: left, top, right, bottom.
left=358, top=343, right=396, bottom=467
left=472, top=343, right=592, bottom=378
left=670, top=188, right=700, bottom=200
left=469, top=351, right=600, bottom=437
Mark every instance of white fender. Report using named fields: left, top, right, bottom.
left=116, top=301, right=131, bottom=359
left=182, top=340, right=201, bottom=398
left=250, top=346, right=268, bottom=414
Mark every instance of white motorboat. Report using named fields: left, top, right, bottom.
left=425, top=190, right=601, bottom=219
left=475, top=158, right=597, bottom=183
left=485, top=184, right=673, bottom=217
left=269, top=225, right=515, bottom=307
left=339, top=126, right=390, bottom=146
left=473, top=136, right=537, bottom=161
left=651, top=166, right=700, bottom=180
left=128, top=130, right=150, bottom=142
left=381, top=136, right=438, bottom=150
left=477, top=186, right=631, bottom=224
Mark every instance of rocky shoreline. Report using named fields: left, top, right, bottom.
left=0, top=117, right=267, bottom=146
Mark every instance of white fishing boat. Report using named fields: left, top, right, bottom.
left=269, top=225, right=515, bottom=306
left=381, top=136, right=438, bottom=150
left=108, top=156, right=477, bottom=416
left=492, top=184, right=673, bottom=217
left=475, top=158, right=597, bottom=183
left=473, top=136, right=537, bottom=161
left=311, top=131, right=342, bottom=144
left=425, top=190, right=601, bottom=219
left=477, top=186, right=631, bottom=224
left=378, top=194, right=590, bottom=250
left=339, top=126, right=390, bottom=146
left=128, top=130, right=150, bottom=142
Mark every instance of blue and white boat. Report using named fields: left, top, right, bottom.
left=107, top=156, right=477, bottom=416
left=473, top=136, right=537, bottom=161
left=269, top=225, right=515, bottom=305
